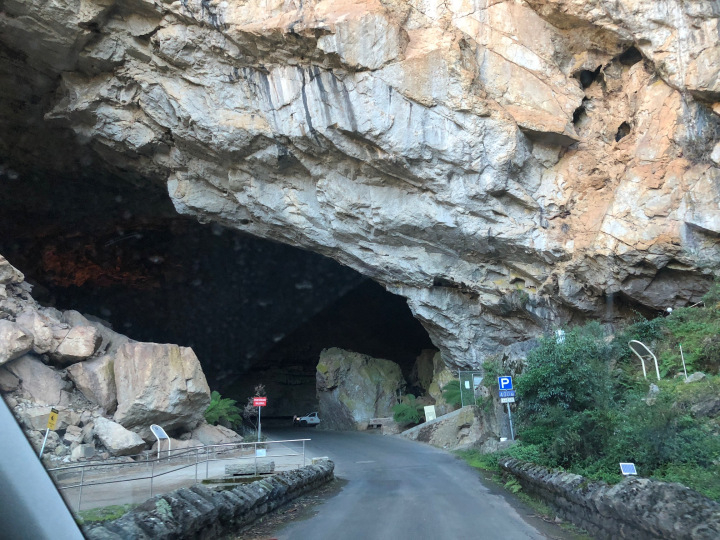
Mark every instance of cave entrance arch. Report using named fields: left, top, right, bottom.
left=0, top=169, right=436, bottom=421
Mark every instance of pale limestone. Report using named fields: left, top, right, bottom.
left=66, top=355, right=117, bottom=413
left=0, top=0, right=717, bottom=373
left=113, top=342, right=211, bottom=438
left=52, top=326, right=101, bottom=365
left=6, top=354, right=66, bottom=406
left=191, top=423, right=243, bottom=446
left=0, top=320, right=34, bottom=365
left=93, top=416, right=146, bottom=456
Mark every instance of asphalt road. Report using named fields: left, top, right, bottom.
left=265, top=428, right=554, bottom=540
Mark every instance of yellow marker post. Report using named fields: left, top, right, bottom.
left=39, top=408, right=59, bottom=458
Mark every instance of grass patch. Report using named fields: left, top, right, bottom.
left=76, top=504, right=136, bottom=525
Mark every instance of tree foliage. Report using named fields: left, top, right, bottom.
left=204, top=391, right=242, bottom=428
left=392, top=394, right=423, bottom=424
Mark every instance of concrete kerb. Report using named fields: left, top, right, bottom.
left=84, top=460, right=335, bottom=540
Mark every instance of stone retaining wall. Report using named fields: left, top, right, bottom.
left=500, top=458, right=720, bottom=539
left=84, top=460, right=335, bottom=539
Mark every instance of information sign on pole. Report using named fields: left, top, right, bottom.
left=498, top=377, right=515, bottom=440
left=39, top=408, right=60, bottom=458
left=253, top=397, right=267, bottom=441
left=47, top=408, right=59, bottom=430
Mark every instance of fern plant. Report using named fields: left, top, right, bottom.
left=204, top=391, right=242, bottom=428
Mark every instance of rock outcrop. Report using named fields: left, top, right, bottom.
left=316, top=348, right=405, bottom=430
left=401, top=405, right=504, bottom=452
left=0, top=256, right=222, bottom=461
left=113, top=342, right=211, bottom=439
left=0, top=2, right=719, bottom=371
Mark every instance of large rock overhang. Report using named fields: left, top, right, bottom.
left=1, top=0, right=718, bottom=369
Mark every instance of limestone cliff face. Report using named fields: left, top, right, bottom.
left=1, top=0, right=719, bottom=368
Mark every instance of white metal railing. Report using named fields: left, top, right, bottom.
left=47, top=438, right=310, bottom=511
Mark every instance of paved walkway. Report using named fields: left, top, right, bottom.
left=52, top=437, right=313, bottom=512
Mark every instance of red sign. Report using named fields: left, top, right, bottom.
left=253, top=397, right=267, bottom=407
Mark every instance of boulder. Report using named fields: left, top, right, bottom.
left=427, top=352, right=458, bottom=416
left=64, top=425, right=84, bottom=444
left=67, top=355, right=117, bottom=413
left=16, top=405, right=81, bottom=431
left=71, top=444, right=96, bottom=460
left=150, top=437, right=203, bottom=453
left=316, top=348, right=406, bottom=430
left=0, top=366, right=20, bottom=392
left=685, top=372, right=707, bottom=383
left=113, top=342, right=211, bottom=438
left=0, top=255, right=23, bottom=285
left=400, top=405, right=498, bottom=451
left=0, top=320, right=34, bottom=365
left=93, top=416, right=146, bottom=456
left=191, top=423, right=243, bottom=445
left=6, top=354, right=67, bottom=405
left=26, top=429, right=60, bottom=453
left=62, top=310, right=129, bottom=357
left=51, top=325, right=101, bottom=365
left=14, top=308, right=67, bottom=355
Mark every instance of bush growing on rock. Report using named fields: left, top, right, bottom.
left=510, top=308, right=720, bottom=499
left=392, top=395, right=423, bottom=425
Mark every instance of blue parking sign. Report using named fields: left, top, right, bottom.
left=498, top=376, right=513, bottom=390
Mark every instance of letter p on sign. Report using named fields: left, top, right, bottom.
left=498, top=376, right=513, bottom=390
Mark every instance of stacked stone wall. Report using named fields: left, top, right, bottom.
left=85, top=461, right=334, bottom=539
left=500, top=458, right=720, bottom=539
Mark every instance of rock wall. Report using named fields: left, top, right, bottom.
left=501, top=458, right=720, bottom=540
left=1, top=1, right=719, bottom=370
left=316, top=348, right=405, bottom=430
left=84, top=460, right=335, bottom=540
left=0, top=254, right=229, bottom=463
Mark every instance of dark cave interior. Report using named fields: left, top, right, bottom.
left=0, top=166, right=435, bottom=417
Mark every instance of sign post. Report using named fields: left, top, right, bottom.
left=498, top=377, right=515, bottom=441
left=39, top=408, right=59, bottom=459
left=253, top=397, right=267, bottom=441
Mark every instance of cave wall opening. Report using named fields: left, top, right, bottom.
left=0, top=165, right=435, bottom=416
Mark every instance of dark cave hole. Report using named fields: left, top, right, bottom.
left=572, top=98, right=589, bottom=126
left=0, top=169, right=435, bottom=418
left=578, top=66, right=602, bottom=89
left=615, top=121, right=631, bottom=142
left=618, top=46, right=643, bottom=67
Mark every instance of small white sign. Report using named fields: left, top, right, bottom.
left=620, top=463, right=637, bottom=476
left=256, top=448, right=267, bottom=457
left=500, top=397, right=515, bottom=404
left=424, top=405, right=437, bottom=422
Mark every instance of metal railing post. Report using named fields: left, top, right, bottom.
left=206, top=446, right=210, bottom=479
left=303, top=440, right=305, bottom=467
left=195, top=448, right=199, bottom=484
left=150, top=459, right=155, bottom=497
left=78, top=466, right=85, bottom=511
left=254, top=442, right=258, bottom=475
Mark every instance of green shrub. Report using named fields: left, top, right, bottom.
left=441, top=380, right=462, bottom=407
left=204, top=391, right=242, bottom=428
left=392, top=394, right=423, bottom=424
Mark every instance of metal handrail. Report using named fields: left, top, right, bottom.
left=49, top=439, right=310, bottom=511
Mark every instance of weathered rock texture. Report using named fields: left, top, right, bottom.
left=0, top=255, right=220, bottom=462
left=316, top=348, right=405, bottom=430
left=1, top=1, right=719, bottom=370
left=84, top=460, right=335, bottom=540
left=501, top=458, right=720, bottom=539
left=113, top=342, right=211, bottom=439
left=401, top=405, right=501, bottom=451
